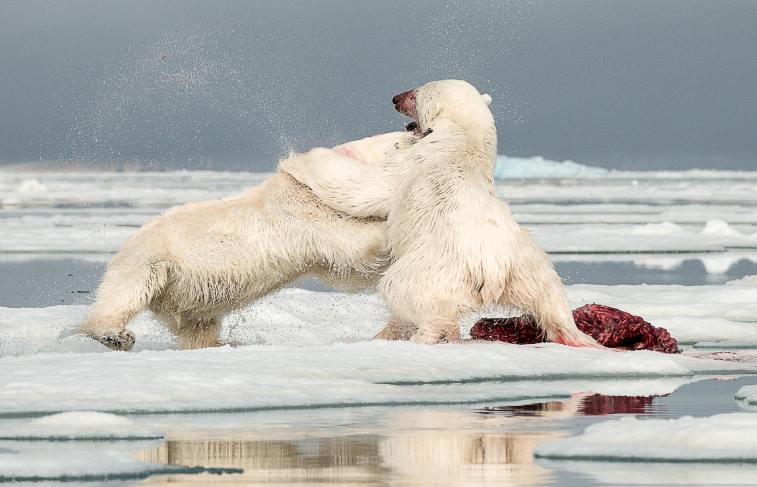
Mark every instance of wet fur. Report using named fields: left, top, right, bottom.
left=281, top=80, right=599, bottom=347
left=82, top=133, right=412, bottom=350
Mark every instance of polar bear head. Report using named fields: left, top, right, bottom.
left=392, top=80, right=494, bottom=138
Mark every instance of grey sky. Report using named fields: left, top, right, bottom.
left=1, top=0, right=755, bottom=171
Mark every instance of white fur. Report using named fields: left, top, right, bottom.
left=281, top=80, right=599, bottom=347
left=82, top=132, right=414, bottom=350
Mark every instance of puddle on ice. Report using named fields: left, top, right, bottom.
left=118, top=377, right=757, bottom=486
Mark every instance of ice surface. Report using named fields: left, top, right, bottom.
left=533, top=413, right=757, bottom=462
left=736, top=385, right=757, bottom=410
left=3, top=167, right=757, bottom=421
left=537, top=460, right=757, bottom=485
left=0, top=170, right=270, bottom=209
left=648, top=317, right=757, bottom=345
left=531, top=220, right=757, bottom=253
left=4, top=169, right=757, bottom=253
left=495, top=178, right=757, bottom=204
left=568, top=276, right=757, bottom=322
left=1, top=287, right=757, bottom=416
left=494, top=155, right=610, bottom=179
left=0, top=412, right=164, bottom=440
left=0, top=449, right=231, bottom=481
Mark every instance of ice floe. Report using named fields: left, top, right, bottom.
left=0, top=412, right=164, bottom=440
left=0, top=449, right=238, bottom=481
left=3, top=169, right=757, bottom=254
left=533, top=413, right=757, bottom=462
left=0, top=306, right=756, bottom=416
left=494, top=155, right=610, bottom=179
left=567, top=276, right=757, bottom=322
left=736, top=385, right=757, bottom=410
left=537, top=461, right=757, bottom=485
left=2, top=277, right=757, bottom=416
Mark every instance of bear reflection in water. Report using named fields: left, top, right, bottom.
left=135, top=408, right=574, bottom=485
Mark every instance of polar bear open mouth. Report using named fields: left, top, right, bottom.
left=392, top=89, right=422, bottom=135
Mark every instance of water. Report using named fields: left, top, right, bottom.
left=122, top=377, right=757, bottom=486
left=4, top=253, right=757, bottom=307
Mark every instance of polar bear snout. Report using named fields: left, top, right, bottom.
left=392, top=89, right=417, bottom=118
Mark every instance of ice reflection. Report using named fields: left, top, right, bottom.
left=537, top=460, right=757, bottom=486
left=135, top=408, right=569, bottom=485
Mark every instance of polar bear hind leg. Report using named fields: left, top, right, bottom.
left=168, top=314, right=223, bottom=350
left=380, top=260, right=465, bottom=344
left=500, top=264, right=601, bottom=348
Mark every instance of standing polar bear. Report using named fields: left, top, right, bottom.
left=282, top=80, right=599, bottom=347
left=82, top=131, right=414, bottom=351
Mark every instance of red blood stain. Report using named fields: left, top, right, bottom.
left=333, top=145, right=362, bottom=163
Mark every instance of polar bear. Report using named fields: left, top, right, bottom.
left=81, top=131, right=415, bottom=351
left=281, top=80, right=600, bottom=347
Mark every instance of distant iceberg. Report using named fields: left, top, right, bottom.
left=494, top=155, right=610, bottom=180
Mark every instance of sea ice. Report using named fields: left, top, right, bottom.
left=533, top=413, right=757, bottom=462
left=537, top=460, right=757, bottom=485
left=494, top=155, right=610, bottom=179
left=567, top=276, right=757, bottom=322
left=0, top=412, right=164, bottom=440
left=0, top=315, right=755, bottom=416
left=3, top=169, right=757, bottom=254
left=736, top=385, right=757, bottom=410
left=0, top=449, right=230, bottom=481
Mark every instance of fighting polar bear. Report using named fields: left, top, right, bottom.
left=282, top=80, right=599, bottom=347
left=81, top=132, right=414, bottom=351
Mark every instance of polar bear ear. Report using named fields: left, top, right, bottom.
left=481, top=93, right=492, bottom=106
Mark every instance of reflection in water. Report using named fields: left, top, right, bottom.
left=477, top=393, right=665, bottom=418
left=135, top=409, right=568, bottom=485
left=579, top=394, right=658, bottom=416
left=129, top=381, right=757, bottom=485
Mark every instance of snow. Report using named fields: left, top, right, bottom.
left=648, top=317, right=757, bottom=346
left=533, top=413, right=757, bottom=462
left=4, top=169, right=757, bottom=254
left=494, top=155, right=610, bottom=179
left=537, top=461, right=757, bottom=485
left=0, top=450, right=232, bottom=481
left=1, top=287, right=757, bottom=416
left=530, top=220, right=757, bottom=253
left=567, top=276, right=757, bottom=322
left=0, top=412, right=164, bottom=440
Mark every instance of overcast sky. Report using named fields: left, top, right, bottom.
left=1, top=0, right=755, bottom=171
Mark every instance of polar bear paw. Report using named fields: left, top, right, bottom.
left=90, top=328, right=136, bottom=351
